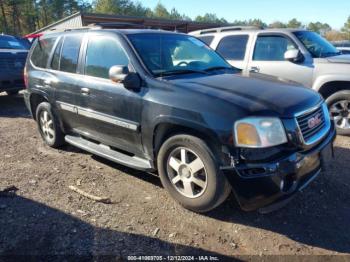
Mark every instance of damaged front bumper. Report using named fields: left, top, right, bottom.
left=222, top=123, right=336, bottom=212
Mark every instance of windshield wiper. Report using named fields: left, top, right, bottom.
left=204, top=66, right=233, bottom=72
left=155, top=69, right=209, bottom=77
left=320, top=51, right=342, bottom=57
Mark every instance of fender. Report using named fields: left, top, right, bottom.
left=313, top=75, right=350, bottom=92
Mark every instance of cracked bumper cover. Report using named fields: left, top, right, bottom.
left=222, top=123, right=336, bottom=211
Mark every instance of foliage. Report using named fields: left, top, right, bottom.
left=307, top=22, right=331, bottom=35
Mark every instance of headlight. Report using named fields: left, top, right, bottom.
left=234, top=117, right=287, bottom=148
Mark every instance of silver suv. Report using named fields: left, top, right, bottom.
left=191, top=27, right=350, bottom=135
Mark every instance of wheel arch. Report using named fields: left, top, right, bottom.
left=315, top=80, right=350, bottom=100
left=29, top=91, right=50, bottom=120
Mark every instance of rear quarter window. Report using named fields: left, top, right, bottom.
left=31, top=37, right=57, bottom=68
left=216, top=35, right=249, bottom=60
left=197, top=35, right=214, bottom=46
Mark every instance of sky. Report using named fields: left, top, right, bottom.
left=140, top=0, right=350, bottom=30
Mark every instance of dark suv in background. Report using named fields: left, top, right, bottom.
left=24, top=29, right=335, bottom=213
left=0, top=34, right=29, bottom=95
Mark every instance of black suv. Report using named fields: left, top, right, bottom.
left=0, top=34, right=29, bottom=95
left=24, top=29, right=336, bottom=213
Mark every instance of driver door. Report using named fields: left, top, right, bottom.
left=247, top=33, right=314, bottom=87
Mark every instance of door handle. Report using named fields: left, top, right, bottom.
left=250, top=66, right=260, bottom=73
left=81, top=87, right=90, bottom=95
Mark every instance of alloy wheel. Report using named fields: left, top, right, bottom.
left=166, top=147, right=208, bottom=198
left=330, top=100, right=350, bottom=130
left=40, top=110, right=55, bottom=143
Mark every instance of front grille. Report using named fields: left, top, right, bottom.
left=296, top=105, right=326, bottom=143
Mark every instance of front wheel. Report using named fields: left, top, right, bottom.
left=157, top=134, right=231, bottom=213
left=326, top=91, right=350, bottom=136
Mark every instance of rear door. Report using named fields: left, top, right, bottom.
left=215, top=34, right=250, bottom=70
left=73, top=33, right=144, bottom=155
left=247, top=33, right=314, bottom=87
left=51, top=34, right=84, bottom=131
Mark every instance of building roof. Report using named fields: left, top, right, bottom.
left=32, top=12, right=223, bottom=34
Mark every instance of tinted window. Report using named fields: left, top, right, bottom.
left=128, top=34, right=230, bottom=76
left=51, top=38, right=63, bottom=70
left=197, top=36, right=214, bottom=45
left=253, top=35, right=297, bottom=61
left=85, top=37, right=129, bottom=79
left=60, top=35, right=82, bottom=73
left=216, top=35, right=248, bottom=60
left=0, top=35, right=28, bottom=50
left=31, top=37, right=57, bottom=68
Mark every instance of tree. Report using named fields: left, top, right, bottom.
left=307, top=22, right=331, bottom=35
left=195, top=13, right=226, bottom=24
left=325, top=30, right=347, bottom=41
left=287, top=18, right=303, bottom=29
left=341, top=16, right=350, bottom=40
left=269, top=21, right=287, bottom=28
left=153, top=2, right=169, bottom=18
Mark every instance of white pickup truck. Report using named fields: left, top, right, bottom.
left=191, top=27, right=350, bottom=135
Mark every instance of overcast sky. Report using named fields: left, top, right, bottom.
left=140, top=0, right=349, bottom=29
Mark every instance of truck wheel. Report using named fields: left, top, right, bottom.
left=326, top=91, right=350, bottom=136
left=35, top=102, right=65, bottom=148
left=157, top=134, right=231, bottom=213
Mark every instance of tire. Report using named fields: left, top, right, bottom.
left=6, top=90, right=19, bottom=96
left=326, top=90, right=350, bottom=136
left=157, top=134, right=231, bottom=213
left=35, top=102, right=65, bottom=148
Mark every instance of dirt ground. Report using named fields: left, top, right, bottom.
left=0, top=93, right=349, bottom=260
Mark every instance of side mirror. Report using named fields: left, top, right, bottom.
left=284, top=49, right=304, bottom=63
left=109, top=65, right=142, bottom=92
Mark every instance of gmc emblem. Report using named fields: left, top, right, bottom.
left=308, top=114, right=322, bottom=129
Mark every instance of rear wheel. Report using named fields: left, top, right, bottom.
left=157, top=134, right=231, bottom=213
left=36, top=102, right=65, bottom=148
left=326, top=91, right=350, bottom=136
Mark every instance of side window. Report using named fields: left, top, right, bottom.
left=51, top=38, right=63, bottom=70
left=253, top=35, right=297, bottom=61
left=216, top=35, right=249, bottom=60
left=197, top=36, right=214, bottom=46
left=60, top=35, right=82, bottom=73
left=31, top=37, right=57, bottom=68
left=85, top=36, right=129, bottom=79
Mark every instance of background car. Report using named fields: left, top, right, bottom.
left=191, top=27, right=350, bottom=135
left=332, top=41, right=350, bottom=54
left=0, top=34, right=29, bottom=95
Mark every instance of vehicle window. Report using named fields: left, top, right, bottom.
left=85, top=36, right=129, bottom=79
left=0, top=35, right=28, bottom=50
left=51, top=38, right=63, bottom=70
left=253, top=35, right=297, bottom=61
left=216, top=35, right=249, bottom=60
left=128, top=33, right=230, bottom=76
left=197, top=35, right=214, bottom=46
left=60, top=35, right=82, bottom=73
left=294, top=31, right=340, bottom=58
left=31, top=37, right=57, bottom=68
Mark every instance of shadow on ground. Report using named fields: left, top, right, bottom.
left=0, top=192, right=234, bottom=260
left=0, top=93, right=30, bottom=118
left=80, top=144, right=350, bottom=254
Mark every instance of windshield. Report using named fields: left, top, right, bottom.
left=127, top=33, right=232, bottom=77
left=294, top=31, right=340, bottom=58
left=0, top=36, right=28, bottom=50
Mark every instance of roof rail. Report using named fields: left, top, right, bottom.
left=62, top=22, right=147, bottom=32
left=192, top=25, right=262, bottom=35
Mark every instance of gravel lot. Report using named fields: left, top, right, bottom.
left=0, top=93, right=349, bottom=260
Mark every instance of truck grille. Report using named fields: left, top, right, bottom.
left=296, top=105, right=326, bottom=143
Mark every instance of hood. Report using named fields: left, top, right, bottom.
left=165, top=72, right=322, bottom=118
left=326, top=54, right=350, bottom=64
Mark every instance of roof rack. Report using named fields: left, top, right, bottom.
left=62, top=22, right=147, bottom=32
left=192, top=26, right=262, bottom=35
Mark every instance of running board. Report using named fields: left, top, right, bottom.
left=65, top=135, right=153, bottom=171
